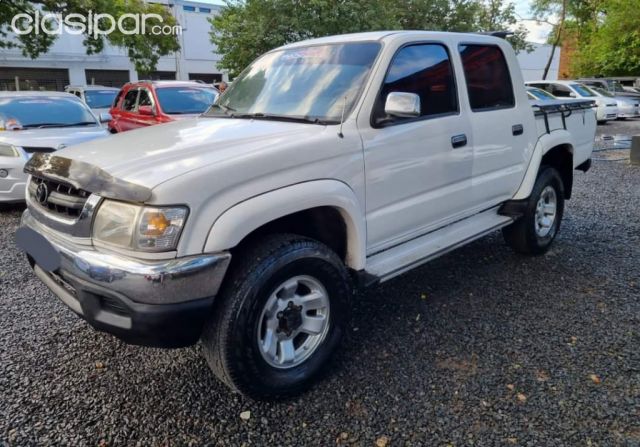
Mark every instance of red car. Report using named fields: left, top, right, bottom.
left=108, top=81, right=219, bottom=133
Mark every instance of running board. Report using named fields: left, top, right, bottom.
left=366, top=207, right=513, bottom=282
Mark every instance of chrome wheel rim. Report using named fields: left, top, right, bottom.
left=257, top=275, right=330, bottom=369
left=535, top=185, right=557, bottom=238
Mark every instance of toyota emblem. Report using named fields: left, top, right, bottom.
left=35, top=183, right=49, bottom=205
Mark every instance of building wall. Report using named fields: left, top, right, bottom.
left=517, top=43, right=561, bottom=81
left=0, top=0, right=225, bottom=90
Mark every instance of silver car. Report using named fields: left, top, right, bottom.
left=589, top=86, right=640, bottom=119
left=0, top=91, right=110, bottom=202
left=65, top=85, right=120, bottom=116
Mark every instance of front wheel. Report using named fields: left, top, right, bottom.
left=503, top=166, right=565, bottom=255
left=201, top=234, right=352, bottom=399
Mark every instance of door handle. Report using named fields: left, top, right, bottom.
left=512, top=124, right=524, bottom=136
left=451, top=134, right=467, bottom=148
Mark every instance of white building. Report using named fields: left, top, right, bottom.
left=0, top=0, right=225, bottom=91
left=517, top=42, right=561, bottom=81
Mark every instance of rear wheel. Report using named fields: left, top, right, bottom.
left=503, top=166, right=565, bottom=255
left=201, top=234, right=351, bottom=399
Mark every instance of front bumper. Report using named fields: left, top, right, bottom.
left=18, top=209, right=231, bottom=347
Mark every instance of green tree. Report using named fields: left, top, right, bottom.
left=572, top=0, right=640, bottom=76
left=0, top=0, right=180, bottom=73
left=210, top=0, right=531, bottom=78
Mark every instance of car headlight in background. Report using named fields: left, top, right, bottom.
left=0, top=143, right=19, bottom=157
left=92, top=200, right=188, bottom=252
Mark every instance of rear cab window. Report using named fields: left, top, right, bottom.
left=373, top=43, right=458, bottom=126
left=459, top=44, right=515, bottom=111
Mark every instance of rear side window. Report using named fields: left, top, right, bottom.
left=459, top=44, right=515, bottom=111
left=375, top=43, right=458, bottom=125
left=121, top=89, right=138, bottom=111
left=138, top=89, right=154, bottom=107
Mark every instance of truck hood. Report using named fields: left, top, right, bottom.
left=0, top=126, right=110, bottom=150
left=57, top=117, right=330, bottom=190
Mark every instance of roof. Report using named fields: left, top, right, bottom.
left=0, top=91, right=78, bottom=98
left=277, top=30, right=503, bottom=50
left=132, top=80, right=213, bottom=88
left=526, top=80, right=582, bottom=85
left=66, top=85, right=120, bottom=91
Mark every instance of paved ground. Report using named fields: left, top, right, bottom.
left=1, top=120, right=639, bottom=446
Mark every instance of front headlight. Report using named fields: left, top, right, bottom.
left=0, top=143, right=19, bottom=157
left=93, top=200, right=188, bottom=252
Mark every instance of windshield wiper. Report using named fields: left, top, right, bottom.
left=22, top=121, right=97, bottom=129
left=229, top=113, right=338, bottom=125
left=206, top=104, right=236, bottom=116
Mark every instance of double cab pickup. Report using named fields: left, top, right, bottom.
left=17, top=31, right=596, bottom=399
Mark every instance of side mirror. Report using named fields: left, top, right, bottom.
left=138, top=105, right=155, bottom=116
left=98, top=112, right=112, bottom=123
left=569, top=92, right=577, bottom=98
left=384, top=92, right=421, bottom=118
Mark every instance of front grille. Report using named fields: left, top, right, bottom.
left=28, top=176, right=90, bottom=218
left=22, top=147, right=56, bottom=154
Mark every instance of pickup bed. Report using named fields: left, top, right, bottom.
left=17, top=31, right=596, bottom=399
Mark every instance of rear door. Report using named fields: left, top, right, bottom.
left=458, top=43, right=533, bottom=208
left=127, top=88, right=159, bottom=128
left=360, top=42, right=475, bottom=252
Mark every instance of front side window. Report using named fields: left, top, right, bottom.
left=84, top=90, right=118, bottom=109
left=206, top=42, right=381, bottom=123
left=374, top=43, right=458, bottom=125
left=121, top=89, right=138, bottom=111
left=156, top=87, right=217, bottom=114
left=459, top=44, right=515, bottom=111
left=0, top=97, right=98, bottom=129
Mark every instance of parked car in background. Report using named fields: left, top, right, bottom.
left=0, top=92, right=109, bottom=202
left=526, top=80, right=617, bottom=123
left=578, top=78, right=640, bottom=98
left=18, top=31, right=596, bottom=399
left=65, top=85, right=119, bottom=116
left=526, top=86, right=556, bottom=101
left=588, top=86, right=640, bottom=119
left=108, top=81, right=219, bottom=133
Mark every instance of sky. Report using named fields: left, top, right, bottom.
left=513, top=0, right=553, bottom=44
left=198, top=0, right=553, bottom=45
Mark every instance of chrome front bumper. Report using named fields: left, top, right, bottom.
left=18, top=209, right=231, bottom=347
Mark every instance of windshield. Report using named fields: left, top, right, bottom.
left=85, top=90, right=118, bottom=109
left=592, top=87, right=614, bottom=97
left=156, top=87, right=218, bottom=114
left=0, top=97, right=97, bottom=129
left=571, top=84, right=596, bottom=97
left=528, top=88, right=555, bottom=100
left=206, top=42, right=381, bottom=123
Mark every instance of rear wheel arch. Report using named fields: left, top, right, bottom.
left=541, top=144, right=574, bottom=199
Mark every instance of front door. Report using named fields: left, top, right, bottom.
left=360, top=42, right=475, bottom=253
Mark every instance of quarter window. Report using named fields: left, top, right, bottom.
left=459, top=44, right=515, bottom=111
left=375, top=43, right=458, bottom=125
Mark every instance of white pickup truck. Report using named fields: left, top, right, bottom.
left=17, top=31, right=596, bottom=399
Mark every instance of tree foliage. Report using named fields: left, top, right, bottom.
left=571, top=0, right=640, bottom=76
left=0, top=0, right=180, bottom=73
left=210, top=0, right=531, bottom=77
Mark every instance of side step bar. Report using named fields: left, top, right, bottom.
left=366, top=207, right=513, bottom=283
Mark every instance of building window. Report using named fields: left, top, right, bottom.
left=199, top=7, right=211, bottom=13
left=183, top=5, right=196, bottom=12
